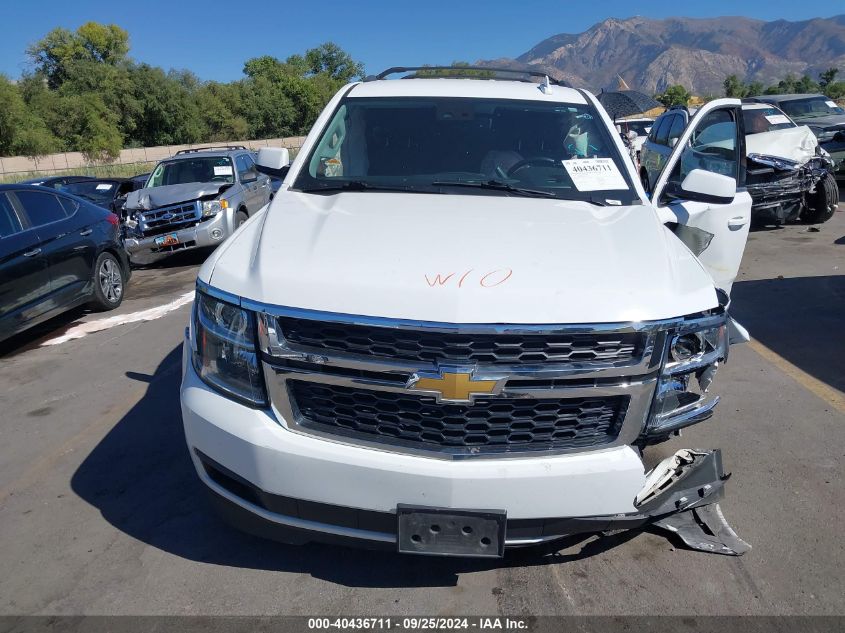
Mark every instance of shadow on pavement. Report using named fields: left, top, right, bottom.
left=0, top=306, right=88, bottom=358
left=70, top=345, right=654, bottom=587
left=730, top=274, right=845, bottom=393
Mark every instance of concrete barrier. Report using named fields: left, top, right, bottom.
left=0, top=136, right=307, bottom=176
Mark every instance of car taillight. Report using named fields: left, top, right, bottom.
left=106, top=213, right=120, bottom=226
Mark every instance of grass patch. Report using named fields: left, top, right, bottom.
left=0, top=162, right=157, bottom=184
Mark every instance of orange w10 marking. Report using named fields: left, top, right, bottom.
left=425, top=268, right=513, bottom=288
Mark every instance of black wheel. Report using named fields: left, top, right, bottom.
left=801, top=173, right=838, bottom=224
left=236, top=209, right=249, bottom=228
left=89, top=252, right=124, bottom=311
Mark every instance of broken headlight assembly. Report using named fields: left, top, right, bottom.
left=645, top=314, right=728, bottom=439
left=191, top=290, right=267, bottom=406
left=202, top=199, right=228, bottom=217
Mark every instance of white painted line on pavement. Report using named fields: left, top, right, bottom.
left=41, top=291, right=195, bottom=346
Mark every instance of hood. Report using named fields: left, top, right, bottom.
left=746, top=126, right=818, bottom=165
left=205, top=192, right=718, bottom=324
left=793, top=114, right=845, bottom=129
left=125, top=182, right=229, bottom=210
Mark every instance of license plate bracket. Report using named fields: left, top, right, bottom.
left=397, top=505, right=506, bottom=558
left=155, top=233, right=179, bottom=247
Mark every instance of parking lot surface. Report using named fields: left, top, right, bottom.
left=0, top=205, right=843, bottom=616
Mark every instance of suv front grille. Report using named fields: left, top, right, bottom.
left=277, top=317, right=643, bottom=366
left=288, top=381, right=628, bottom=454
left=139, top=201, right=201, bottom=236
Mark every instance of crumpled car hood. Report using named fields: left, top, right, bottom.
left=746, top=126, right=818, bottom=165
left=125, top=182, right=228, bottom=210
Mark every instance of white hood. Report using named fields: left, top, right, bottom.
left=203, top=192, right=717, bottom=324
left=746, top=125, right=818, bottom=165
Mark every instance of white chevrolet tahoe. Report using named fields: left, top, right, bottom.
left=180, top=67, right=753, bottom=558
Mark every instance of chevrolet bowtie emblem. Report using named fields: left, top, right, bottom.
left=407, top=369, right=505, bottom=404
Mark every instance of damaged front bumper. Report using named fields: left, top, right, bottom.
left=124, top=208, right=235, bottom=265
left=201, top=445, right=750, bottom=558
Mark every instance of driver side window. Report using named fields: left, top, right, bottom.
left=665, top=109, right=738, bottom=190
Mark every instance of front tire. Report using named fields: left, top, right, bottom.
left=236, top=209, right=249, bottom=228
left=801, top=173, right=839, bottom=224
left=89, top=252, right=125, bottom=311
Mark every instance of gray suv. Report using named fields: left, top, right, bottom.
left=122, top=146, right=272, bottom=264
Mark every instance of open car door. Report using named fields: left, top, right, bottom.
left=650, top=98, right=751, bottom=295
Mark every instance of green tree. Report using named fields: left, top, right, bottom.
left=50, top=92, right=122, bottom=161
left=745, top=81, right=764, bottom=97
left=795, top=74, right=819, bottom=93
left=818, top=68, right=844, bottom=98
left=0, top=75, right=58, bottom=157
left=27, top=22, right=129, bottom=88
left=304, top=42, right=364, bottom=82
left=723, top=75, right=747, bottom=98
left=655, top=85, right=691, bottom=107
left=818, top=68, right=838, bottom=89
left=3, top=24, right=365, bottom=157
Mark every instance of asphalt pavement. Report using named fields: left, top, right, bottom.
left=0, top=204, right=843, bottom=616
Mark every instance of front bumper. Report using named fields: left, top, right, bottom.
left=180, top=341, right=746, bottom=556
left=124, top=209, right=234, bottom=265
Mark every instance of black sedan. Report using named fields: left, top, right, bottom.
left=59, top=177, right=145, bottom=215
left=15, top=175, right=95, bottom=189
left=0, top=185, right=131, bottom=343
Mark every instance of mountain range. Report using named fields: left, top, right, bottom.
left=481, top=15, right=845, bottom=95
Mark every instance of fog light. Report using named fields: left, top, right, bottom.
left=211, top=228, right=224, bottom=240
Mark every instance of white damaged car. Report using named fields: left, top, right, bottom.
left=180, top=67, right=753, bottom=558
left=743, top=102, right=838, bottom=225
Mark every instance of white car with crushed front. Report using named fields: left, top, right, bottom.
left=180, top=67, right=753, bottom=558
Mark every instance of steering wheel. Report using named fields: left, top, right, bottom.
left=211, top=176, right=230, bottom=182
left=506, top=157, right=560, bottom=177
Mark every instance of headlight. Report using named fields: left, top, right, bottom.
left=646, top=315, right=728, bottom=437
left=202, top=200, right=228, bottom=217
left=191, top=290, right=266, bottom=406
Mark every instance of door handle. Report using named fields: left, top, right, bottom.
left=23, top=248, right=42, bottom=257
left=727, top=216, right=746, bottom=229
left=80, top=229, right=93, bottom=236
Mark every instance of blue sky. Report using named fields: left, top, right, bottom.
left=2, top=1, right=842, bottom=82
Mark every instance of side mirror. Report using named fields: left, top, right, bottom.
left=666, top=169, right=736, bottom=205
left=255, top=147, right=291, bottom=180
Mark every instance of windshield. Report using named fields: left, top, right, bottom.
left=743, top=107, right=795, bottom=134
left=146, top=156, right=234, bottom=188
left=293, top=96, right=637, bottom=204
left=61, top=181, right=118, bottom=204
left=777, top=97, right=845, bottom=119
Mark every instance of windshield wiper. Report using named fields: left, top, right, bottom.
left=297, top=180, right=417, bottom=194
left=431, top=179, right=556, bottom=198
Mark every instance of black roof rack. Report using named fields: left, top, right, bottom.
left=365, top=66, right=569, bottom=87
left=174, top=145, right=247, bottom=155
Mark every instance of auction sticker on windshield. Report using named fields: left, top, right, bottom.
left=214, top=165, right=233, bottom=176
left=95, top=183, right=114, bottom=190
left=765, top=114, right=790, bottom=125
left=562, top=158, right=628, bottom=191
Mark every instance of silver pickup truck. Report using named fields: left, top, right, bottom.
left=123, top=146, right=275, bottom=265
